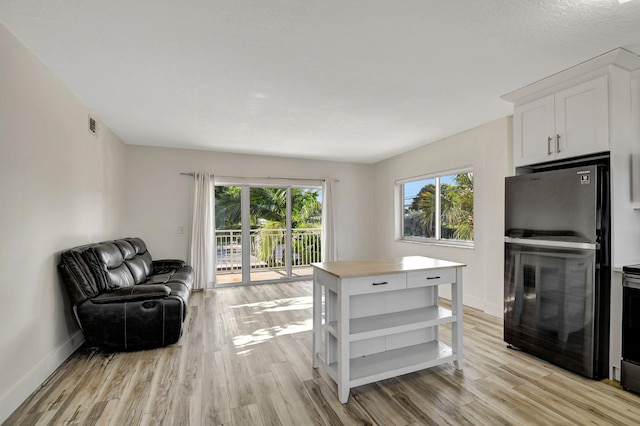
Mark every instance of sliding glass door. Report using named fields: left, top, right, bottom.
left=249, top=186, right=289, bottom=283
left=215, top=183, right=322, bottom=285
left=215, top=185, right=242, bottom=283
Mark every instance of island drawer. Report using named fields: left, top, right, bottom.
left=407, top=268, right=456, bottom=288
left=346, top=273, right=406, bottom=295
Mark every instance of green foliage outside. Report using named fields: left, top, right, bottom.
left=404, top=173, right=473, bottom=241
left=215, top=186, right=322, bottom=265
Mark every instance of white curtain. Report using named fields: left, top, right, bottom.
left=321, top=179, right=338, bottom=262
left=189, top=172, right=215, bottom=289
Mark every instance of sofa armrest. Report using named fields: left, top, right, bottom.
left=152, top=259, right=186, bottom=274
left=91, top=285, right=171, bottom=304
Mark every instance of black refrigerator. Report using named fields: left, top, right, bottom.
left=504, top=163, right=610, bottom=379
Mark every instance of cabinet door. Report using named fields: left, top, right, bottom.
left=513, top=95, right=555, bottom=167
left=554, top=75, right=609, bottom=160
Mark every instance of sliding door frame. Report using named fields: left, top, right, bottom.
left=215, top=176, right=322, bottom=287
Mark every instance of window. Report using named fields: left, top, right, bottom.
left=399, top=170, right=474, bottom=245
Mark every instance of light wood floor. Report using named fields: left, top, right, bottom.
left=6, top=281, right=640, bottom=425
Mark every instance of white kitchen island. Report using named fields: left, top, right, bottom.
left=311, top=256, right=465, bottom=403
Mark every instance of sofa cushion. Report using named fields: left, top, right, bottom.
left=58, top=248, right=99, bottom=301
left=152, top=259, right=186, bottom=274
left=125, top=237, right=153, bottom=277
left=141, top=265, right=193, bottom=318
left=147, top=273, right=173, bottom=284
left=114, top=239, right=148, bottom=284
left=169, top=267, right=194, bottom=289
left=143, top=266, right=193, bottom=288
left=85, top=242, right=135, bottom=290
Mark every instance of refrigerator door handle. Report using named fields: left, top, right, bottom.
left=504, top=237, right=597, bottom=250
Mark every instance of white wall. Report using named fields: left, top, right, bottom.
left=0, top=24, right=127, bottom=422
left=124, top=120, right=512, bottom=316
left=372, top=117, right=512, bottom=317
left=123, top=146, right=375, bottom=263
left=608, top=67, right=640, bottom=380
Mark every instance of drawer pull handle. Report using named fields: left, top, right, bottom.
left=426, top=276, right=441, bottom=280
left=372, top=281, right=389, bottom=286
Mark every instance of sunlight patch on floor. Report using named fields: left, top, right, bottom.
left=232, top=319, right=312, bottom=349
left=231, top=294, right=313, bottom=350
left=231, top=296, right=312, bottom=312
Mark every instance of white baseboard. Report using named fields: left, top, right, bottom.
left=461, top=294, right=483, bottom=311
left=482, top=301, right=504, bottom=319
left=439, top=293, right=504, bottom=320
left=0, top=330, right=85, bottom=424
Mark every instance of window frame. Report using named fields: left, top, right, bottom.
left=397, top=167, right=474, bottom=248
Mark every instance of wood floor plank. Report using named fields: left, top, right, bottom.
left=524, top=372, right=640, bottom=425
left=351, top=382, right=418, bottom=425
left=513, top=382, right=596, bottom=426
left=474, top=375, right=570, bottom=426
left=270, top=361, right=318, bottom=425
left=406, top=369, right=477, bottom=411
left=274, top=333, right=315, bottom=383
left=140, top=346, right=181, bottom=425
left=231, top=403, right=264, bottom=426
left=6, top=281, right=640, bottom=426
left=107, top=355, right=158, bottom=426
left=91, top=399, right=119, bottom=426
left=201, top=349, right=231, bottom=425
left=251, top=371, right=297, bottom=425
left=92, top=352, right=140, bottom=404
left=376, top=376, right=467, bottom=425
left=221, top=343, right=255, bottom=409
left=454, top=399, right=514, bottom=426
left=303, top=379, right=346, bottom=426
left=303, top=377, right=374, bottom=426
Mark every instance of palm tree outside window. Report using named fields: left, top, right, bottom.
left=400, top=170, right=474, bottom=245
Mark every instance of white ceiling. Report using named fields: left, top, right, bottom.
left=2, top=1, right=640, bottom=164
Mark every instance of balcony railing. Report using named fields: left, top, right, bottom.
left=216, top=228, right=321, bottom=275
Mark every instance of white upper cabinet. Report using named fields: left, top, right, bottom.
left=513, top=75, right=609, bottom=167
left=503, top=48, right=640, bottom=169
left=514, top=95, right=555, bottom=166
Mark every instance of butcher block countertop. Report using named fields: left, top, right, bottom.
left=312, top=256, right=466, bottom=279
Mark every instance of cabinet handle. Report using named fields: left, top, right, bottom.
left=556, top=134, right=561, bottom=153
left=426, top=276, right=441, bottom=280
left=372, top=281, right=388, bottom=286
left=547, top=136, right=553, bottom=155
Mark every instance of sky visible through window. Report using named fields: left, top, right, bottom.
left=403, top=176, right=455, bottom=208
left=401, top=172, right=473, bottom=242
left=404, top=179, right=430, bottom=208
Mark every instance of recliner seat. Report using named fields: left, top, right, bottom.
left=58, top=237, right=193, bottom=350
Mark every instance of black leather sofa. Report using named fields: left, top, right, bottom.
left=58, top=237, right=193, bottom=350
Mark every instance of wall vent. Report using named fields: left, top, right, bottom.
left=88, top=115, right=98, bottom=137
